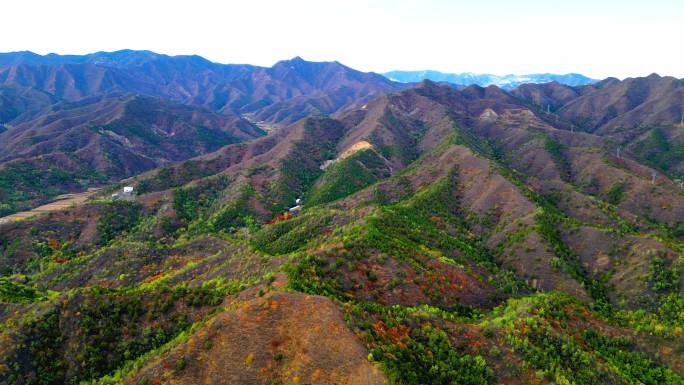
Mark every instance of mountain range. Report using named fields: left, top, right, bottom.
left=0, top=51, right=404, bottom=215
left=384, top=69, right=597, bottom=89
left=0, top=51, right=402, bottom=124
left=0, top=50, right=683, bottom=385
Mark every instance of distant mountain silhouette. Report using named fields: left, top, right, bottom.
left=0, top=50, right=404, bottom=124
left=384, top=69, right=596, bottom=89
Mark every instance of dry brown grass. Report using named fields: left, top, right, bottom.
left=128, top=291, right=387, bottom=385
left=0, top=188, right=99, bottom=225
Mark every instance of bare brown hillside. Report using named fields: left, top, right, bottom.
left=128, top=290, right=387, bottom=385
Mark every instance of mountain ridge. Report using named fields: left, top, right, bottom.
left=0, top=51, right=405, bottom=215
left=511, top=74, right=684, bottom=177
left=384, top=69, right=598, bottom=89
left=0, top=50, right=404, bottom=123
left=0, top=51, right=683, bottom=385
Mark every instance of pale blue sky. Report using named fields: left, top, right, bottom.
left=2, top=0, right=682, bottom=79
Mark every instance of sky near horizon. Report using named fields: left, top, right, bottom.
left=1, top=0, right=682, bottom=79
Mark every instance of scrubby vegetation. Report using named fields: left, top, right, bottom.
left=103, top=97, right=239, bottom=154
left=606, top=182, right=626, bottom=205
left=3, top=93, right=684, bottom=385
left=308, top=149, right=389, bottom=205
left=583, top=330, right=683, bottom=385
left=535, top=207, right=610, bottom=311
left=1, top=284, right=227, bottom=385
left=270, top=117, right=346, bottom=209
left=633, top=127, right=684, bottom=175
left=544, top=137, right=572, bottom=180
left=286, top=171, right=527, bottom=309
left=492, top=293, right=684, bottom=385
left=96, top=201, right=143, bottom=244
left=0, top=277, right=44, bottom=303
left=206, top=184, right=258, bottom=232
left=172, top=176, right=233, bottom=224
left=137, top=160, right=224, bottom=195
left=354, top=303, right=492, bottom=385
left=648, top=254, right=680, bottom=293
left=0, top=161, right=104, bottom=216
left=251, top=208, right=336, bottom=254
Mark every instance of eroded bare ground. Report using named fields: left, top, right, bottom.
left=128, top=278, right=387, bottom=385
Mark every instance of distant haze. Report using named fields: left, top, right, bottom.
left=383, top=71, right=597, bottom=89
left=1, top=0, right=683, bottom=79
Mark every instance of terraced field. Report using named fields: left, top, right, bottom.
left=0, top=188, right=99, bottom=225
